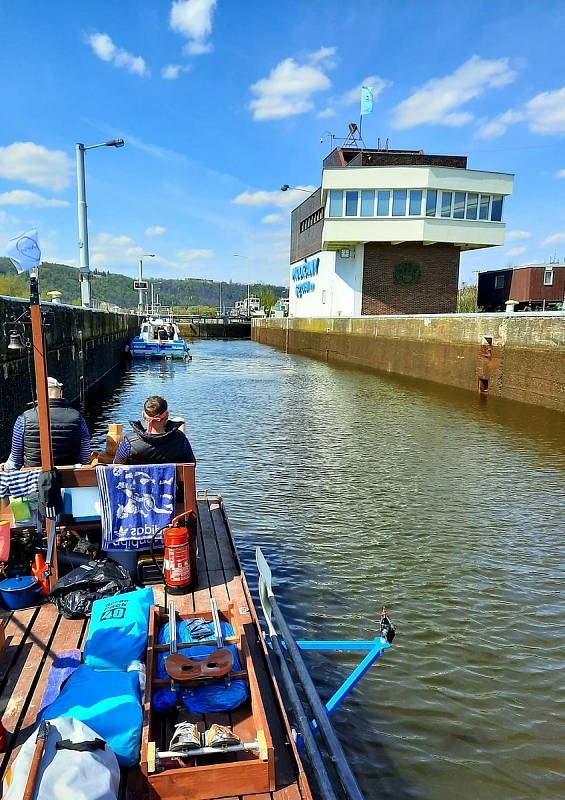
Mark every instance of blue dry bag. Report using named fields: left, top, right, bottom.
left=40, top=665, right=142, bottom=768
left=84, top=587, right=154, bottom=671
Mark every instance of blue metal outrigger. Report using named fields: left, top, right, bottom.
left=256, top=547, right=395, bottom=800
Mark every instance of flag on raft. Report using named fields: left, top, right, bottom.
left=6, top=229, right=41, bottom=273
left=360, top=86, right=374, bottom=116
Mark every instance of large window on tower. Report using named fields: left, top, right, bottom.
left=392, top=190, right=407, bottom=216
left=345, top=191, right=359, bottom=216
left=426, top=190, right=437, bottom=217
left=491, top=195, right=503, bottom=222
left=409, top=190, right=423, bottom=216
left=377, top=190, right=390, bottom=216
left=360, top=190, right=375, bottom=217
left=329, top=190, right=343, bottom=217
left=441, top=191, right=453, bottom=217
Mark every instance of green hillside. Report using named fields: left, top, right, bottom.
left=0, top=258, right=287, bottom=311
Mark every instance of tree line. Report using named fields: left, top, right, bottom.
left=0, top=258, right=287, bottom=311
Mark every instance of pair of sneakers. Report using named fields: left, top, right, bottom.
left=170, top=722, right=240, bottom=752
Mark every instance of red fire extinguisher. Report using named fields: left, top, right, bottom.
left=152, top=511, right=196, bottom=595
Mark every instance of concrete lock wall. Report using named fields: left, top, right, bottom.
left=253, top=313, right=565, bottom=413
left=0, top=296, right=139, bottom=447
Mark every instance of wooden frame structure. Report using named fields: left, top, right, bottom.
left=50, top=464, right=197, bottom=587
left=141, top=602, right=275, bottom=799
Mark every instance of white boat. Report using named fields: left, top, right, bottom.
left=129, top=316, right=191, bottom=359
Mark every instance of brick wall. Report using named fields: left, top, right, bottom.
left=361, top=242, right=460, bottom=315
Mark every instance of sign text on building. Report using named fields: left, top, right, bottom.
left=292, top=258, right=319, bottom=282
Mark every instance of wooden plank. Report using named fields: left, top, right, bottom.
left=209, top=500, right=239, bottom=584
left=198, top=500, right=223, bottom=574
left=55, top=463, right=196, bottom=489
left=208, top=503, right=310, bottom=798
left=0, top=603, right=59, bottom=778
left=12, top=614, right=85, bottom=757
left=148, top=757, right=270, bottom=800
left=0, top=608, right=38, bottom=689
left=273, top=787, right=303, bottom=800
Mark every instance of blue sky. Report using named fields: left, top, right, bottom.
left=0, top=0, right=564, bottom=287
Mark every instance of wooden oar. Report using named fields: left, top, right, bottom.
left=23, top=719, right=50, bottom=800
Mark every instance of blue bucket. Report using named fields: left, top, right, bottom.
left=0, top=575, right=42, bottom=610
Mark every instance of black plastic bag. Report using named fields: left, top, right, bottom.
left=49, top=558, right=134, bottom=619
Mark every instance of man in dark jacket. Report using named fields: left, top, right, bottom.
left=0, top=377, right=91, bottom=470
left=113, top=395, right=195, bottom=465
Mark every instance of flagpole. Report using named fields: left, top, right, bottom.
left=29, top=275, right=53, bottom=470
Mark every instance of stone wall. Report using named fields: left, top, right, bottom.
left=0, top=296, right=139, bottom=448
left=253, top=313, right=565, bottom=413
left=361, top=242, right=460, bottom=315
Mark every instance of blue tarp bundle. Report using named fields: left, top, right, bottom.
left=152, top=618, right=249, bottom=713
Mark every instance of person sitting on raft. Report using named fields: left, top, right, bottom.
left=113, top=395, right=195, bottom=465
left=0, top=377, right=91, bottom=470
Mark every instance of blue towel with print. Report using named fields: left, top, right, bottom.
left=96, top=464, right=176, bottom=551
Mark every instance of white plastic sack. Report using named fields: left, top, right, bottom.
left=2, top=716, right=120, bottom=800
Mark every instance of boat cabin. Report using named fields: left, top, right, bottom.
left=140, top=318, right=182, bottom=343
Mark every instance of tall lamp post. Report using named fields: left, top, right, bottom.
left=138, top=253, right=155, bottom=314
left=76, top=138, right=125, bottom=308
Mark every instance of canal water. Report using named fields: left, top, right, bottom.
left=85, top=339, right=564, bottom=800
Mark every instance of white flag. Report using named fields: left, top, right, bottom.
left=6, top=229, right=41, bottom=273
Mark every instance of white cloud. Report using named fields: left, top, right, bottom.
left=0, top=190, right=69, bottom=208
left=477, top=86, right=565, bottom=139
left=506, top=230, right=531, bottom=241
left=249, top=48, right=335, bottom=121
left=145, top=226, right=167, bottom=236
left=170, top=0, right=216, bottom=56
left=542, top=232, right=565, bottom=246
left=309, top=46, right=337, bottom=67
left=317, top=107, right=336, bottom=118
left=233, top=185, right=316, bottom=210
left=87, top=32, right=149, bottom=77
left=0, top=210, right=20, bottom=231
left=506, top=246, right=526, bottom=257
left=392, top=55, right=517, bottom=129
left=175, top=248, right=213, bottom=261
left=261, top=213, right=283, bottom=224
left=185, top=41, right=213, bottom=55
left=0, top=142, right=72, bottom=192
left=161, top=63, right=193, bottom=80
left=557, top=169, right=565, bottom=178
left=91, top=232, right=140, bottom=266
left=526, top=88, right=565, bottom=134
left=341, top=75, right=389, bottom=106
left=476, top=109, right=524, bottom=139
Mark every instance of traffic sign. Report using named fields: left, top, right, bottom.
left=133, top=280, right=149, bottom=290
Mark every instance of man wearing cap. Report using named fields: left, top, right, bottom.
left=0, top=377, right=91, bottom=470
left=113, top=395, right=195, bottom=465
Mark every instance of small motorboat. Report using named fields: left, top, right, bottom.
left=129, top=316, right=191, bottom=360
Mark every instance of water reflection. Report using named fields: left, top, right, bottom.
left=86, top=340, right=565, bottom=800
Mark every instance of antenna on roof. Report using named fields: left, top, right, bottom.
left=342, top=122, right=365, bottom=148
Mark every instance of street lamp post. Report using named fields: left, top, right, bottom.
left=138, top=253, right=155, bottom=314
left=280, top=184, right=312, bottom=193
left=76, top=138, right=125, bottom=309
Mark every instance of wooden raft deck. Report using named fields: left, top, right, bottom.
left=0, top=496, right=312, bottom=800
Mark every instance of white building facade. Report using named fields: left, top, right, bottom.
left=289, top=149, right=514, bottom=317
